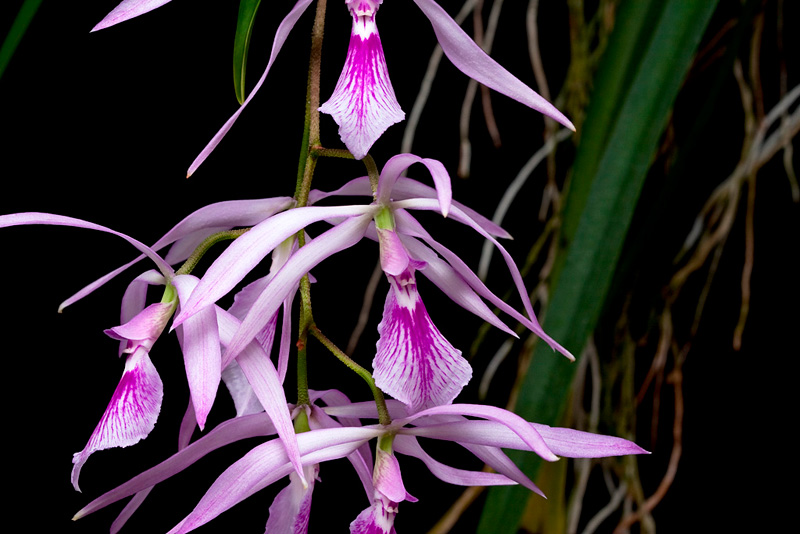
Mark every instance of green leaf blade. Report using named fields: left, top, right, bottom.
left=477, top=1, right=720, bottom=532
left=233, top=0, right=262, bottom=105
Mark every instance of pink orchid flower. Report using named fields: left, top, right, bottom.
left=71, top=392, right=646, bottom=533
left=171, top=153, right=572, bottom=414
left=92, top=1, right=574, bottom=171
left=0, top=205, right=308, bottom=489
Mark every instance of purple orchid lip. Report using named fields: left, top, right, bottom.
left=71, top=344, right=164, bottom=492
left=319, top=1, right=404, bottom=160
left=373, top=264, right=472, bottom=413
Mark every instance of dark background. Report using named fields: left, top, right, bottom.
left=1, top=1, right=797, bottom=533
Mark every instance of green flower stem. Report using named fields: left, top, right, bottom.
left=293, top=0, right=328, bottom=408
left=294, top=0, right=328, bottom=208
left=296, top=343, right=311, bottom=406
left=308, top=325, right=392, bottom=426
left=174, top=228, right=250, bottom=277
left=309, top=149, right=380, bottom=195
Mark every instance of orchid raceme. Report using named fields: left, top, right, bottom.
left=71, top=393, right=646, bottom=533
left=5, top=3, right=665, bottom=532
left=319, top=0, right=576, bottom=159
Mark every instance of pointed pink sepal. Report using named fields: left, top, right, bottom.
left=374, top=270, right=472, bottom=413
left=319, top=11, right=404, bottom=159
left=71, top=346, right=163, bottom=491
left=92, top=0, right=173, bottom=32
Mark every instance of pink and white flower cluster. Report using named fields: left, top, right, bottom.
left=0, top=2, right=646, bottom=533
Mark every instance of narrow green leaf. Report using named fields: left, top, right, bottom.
left=233, top=0, right=262, bottom=104
left=477, top=1, right=720, bottom=532
left=0, top=0, right=44, bottom=81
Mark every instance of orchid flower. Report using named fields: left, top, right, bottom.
left=72, top=392, right=646, bottom=533
left=318, top=0, right=404, bottom=160
left=73, top=390, right=375, bottom=533
left=172, top=153, right=571, bottom=413
left=93, top=0, right=574, bottom=173
left=320, top=0, right=575, bottom=159
left=0, top=213, right=206, bottom=490
left=0, top=211, right=307, bottom=489
left=350, top=432, right=418, bottom=534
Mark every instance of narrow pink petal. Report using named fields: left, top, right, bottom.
left=215, top=306, right=305, bottom=486
left=406, top=417, right=647, bottom=458
left=277, top=296, right=294, bottom=383
left=376, top=154, right=452, bottom=217
left=393, top=435, right=516, bottom=487
left=319, top=8, right=403, bottom=159
left=59, top=198, right=295, bottom=312
left=173, top=205, right=373, bottom=329
left=110, top=486, right=153, bottom=534
left=91, top=0, right=172, bottom=32
left=398, top=403, right=558, bottom=462
left=173, top=275, right=222, bottom=431
left=310, top=176, right=506, bottom=237
left=532, top=424, right=649, bottom=458
left=221, top=213, right=373, bottom=362
left=228, top=275, right=280, bottom=355
left=460, top=442, right=545, bottom=497
left=265, top=464, right=319, bottom=534
left=0, top=212, right=173, bottom=279
left=169, top=427, right=380, bottom=534
left=187, top=0, right=315, bottom=176
left=221, top=361, right=264, bottom=417
left=374, top=271, right=472, bottom=413
left=413, top=0, right=575, bottom=131
left=393, top=198, right=574, bottom=360
left=73, top=412, right=278, bottom=520
left=398, top=232, right=516, bottom=336
left=71, top=346, right=163, bottom=491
